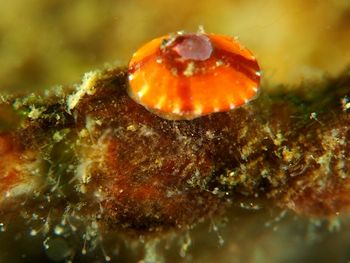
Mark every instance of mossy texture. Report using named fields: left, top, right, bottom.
left=0, top=66, right=350, bottom=261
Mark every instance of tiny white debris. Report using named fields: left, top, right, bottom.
left=79, top=129, right=89, bottom=138
left=243, top=98, right=248, bottom=103
left=215, top=60, right=224, bottom=67
left=252, top=87, right=258, bottom=92
left=346, top=103, right=350, bottom=111
left=340, top=97, right=350, bottom=112
left=197, top=25, right=206, bottom=34
left=54, top=225, right=64, bottom=235
left=53, top=131, right=64, bottom=142
left=30, top=229, right=38, bottom=236
left=205, top=130, right=215, bottom=139
left=229, top=103, right=236, bottom=109
left=93, top=188, right=106, bottom=202
left=66, top=71, right=100, bottom=113
left=0, top=223, right=5, bottom=232
left=256, top=71, right=261, bottom=76
left=28, top=106, right=45, bottom=120
left=76, top=160, right=92, bottom=184
left=183, top=62, right=195, bottom=77
left=214, top=107, right=220, bottom=112
left=310, top=112, right=318, bottom=120
left=127, top=124, right=137, bottom=131
left=128, top=74, right=134, bottom=81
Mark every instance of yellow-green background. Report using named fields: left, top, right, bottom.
left=0, top=0, right=349, bottom=93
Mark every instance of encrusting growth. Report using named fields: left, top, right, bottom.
left=0, top=65, right=350, bottom=256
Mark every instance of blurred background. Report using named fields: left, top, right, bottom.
left=0, top=0, right=349, bottom=94
left=1, top=0, right=350, bottom=262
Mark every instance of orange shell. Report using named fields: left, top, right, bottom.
left=128, top=32, right=261, bottom=120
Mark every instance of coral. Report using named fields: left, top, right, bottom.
left=0, top=65, right=350, bottom=260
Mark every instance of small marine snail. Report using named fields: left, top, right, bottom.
left=128, top=31, right=261, bottom=120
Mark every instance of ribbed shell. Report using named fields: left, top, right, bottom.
left=128, top=33, right=261, bottom=120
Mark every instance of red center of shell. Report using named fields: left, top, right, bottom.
left=171, top=34, right=213, bottom=61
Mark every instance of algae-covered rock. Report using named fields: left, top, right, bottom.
left=1, top=65, right=350, bottom=261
